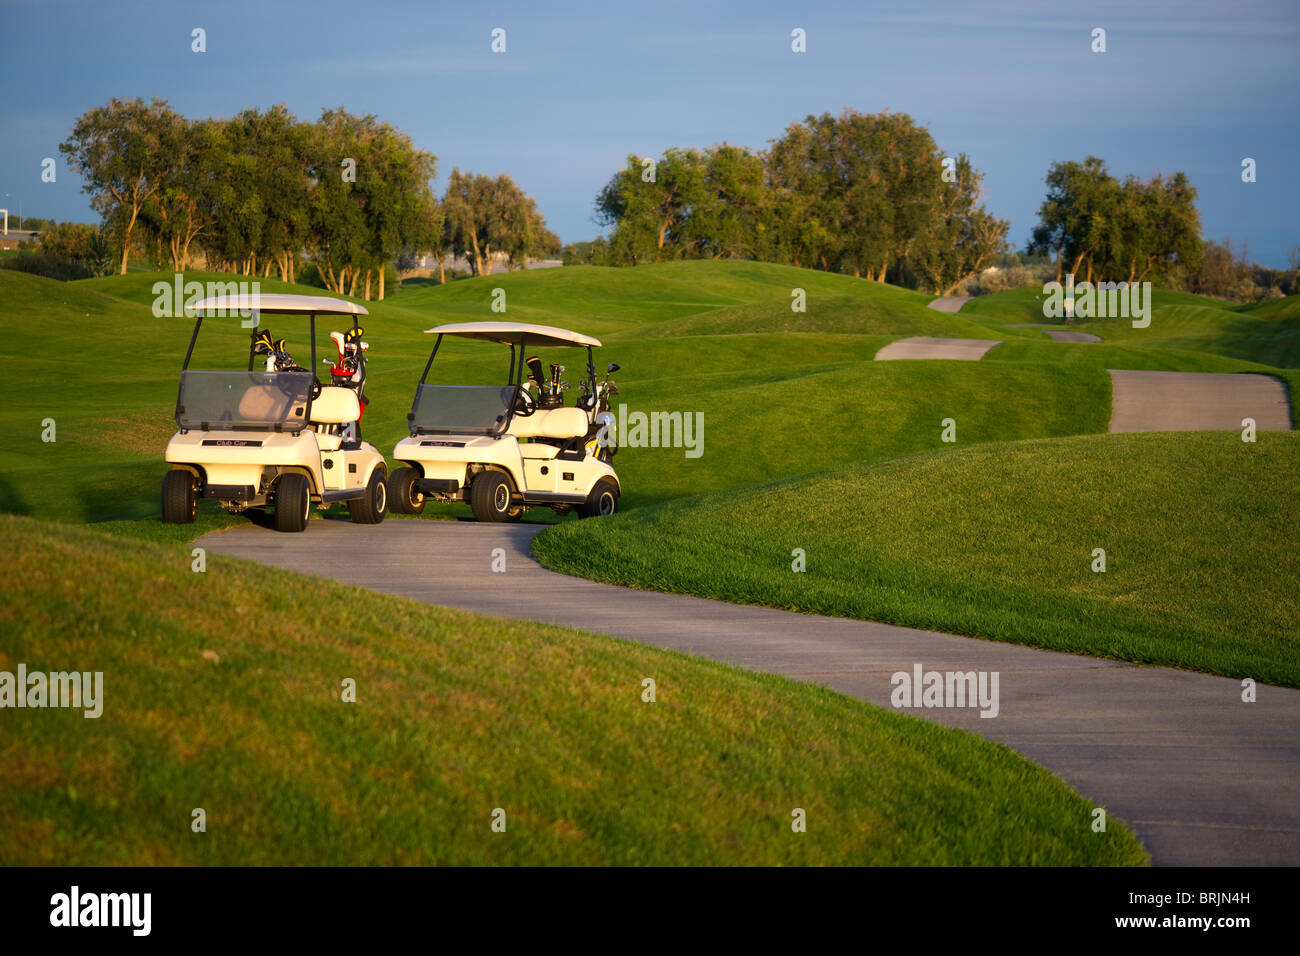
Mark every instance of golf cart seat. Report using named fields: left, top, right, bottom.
left=509, top=406, right=588, bottom=440
left=238, top=385, right=306, bottom=423
left=311, top=386, right=361, bottom=425
left=307, top=386, right=361, bottom=450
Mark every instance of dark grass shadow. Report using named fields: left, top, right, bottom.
left=0, top=474, right=31, bottom=516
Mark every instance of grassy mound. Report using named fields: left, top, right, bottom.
left=965, top=286, right=1300, bottom=370
left=534, top=432, right=1300, bottom=687
left=0, top=515, right=1146, bottom=865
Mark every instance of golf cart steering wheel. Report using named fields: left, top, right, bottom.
left=514, top=386, right=537, bottom=417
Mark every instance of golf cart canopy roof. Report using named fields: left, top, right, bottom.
left=193, top=294, right=369, bottom=316
left=424, top=321, right=601, bottom=348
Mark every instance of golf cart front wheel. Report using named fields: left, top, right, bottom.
left=578, top=479, right=619, bottom=519
left=274, top=473, right=311, bottom=533
left=161, top=470, right=197, bottom=524
left=469, top=471, right=514, bottom=522
left=349, top=469, right=388, bottom=524
left=387, top=466, right=425, bottom=515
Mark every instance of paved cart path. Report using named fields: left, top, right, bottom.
left=874, top=336, right=1001, bottom=360
left=1108, top=370, right=1293, bottom=432
left=927, top=295, right=971, bottom=313
left=1045, top=330, right=1101, bottom=343
left=201, top=520, right=1300, bottom=867
left=1007, top=323, right=1102, bottom=343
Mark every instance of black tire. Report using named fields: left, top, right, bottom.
left=387, top=466, right=424, bottom=515
left=578, top=479, right=619, bottom=519
left=161, top=470, right=197, bottom=524
left=469, top=470, right=515, bottom=522
left=349, top=468, right=388, bottom=524
left=274, top=473, right=311, bottom=533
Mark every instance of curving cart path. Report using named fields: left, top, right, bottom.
left=200, top=519, right=1300, bottom=867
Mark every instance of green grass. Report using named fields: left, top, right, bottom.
left=5, top=264, right=1293, bottom=522
left=965, top=286, right=1300, bottom=371
left=0, top=514, right=1147, bottom=866
left=5, top=259, right=1296, bottom=866
left=0, top=262, right=1109, bottom=520
left=534, top=432, right=1300, bottom=687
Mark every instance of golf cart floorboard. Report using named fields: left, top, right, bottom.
left=321, top=488, right=367, bottom=503
left=522, top=491, right=586, bottom=504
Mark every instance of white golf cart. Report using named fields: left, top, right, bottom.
left=389, top=321, right=621, bottom=522
left=161, top=294, right=388, bottom=532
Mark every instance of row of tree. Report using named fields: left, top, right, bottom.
left=1029, top=156, right=1202, bottom=284
left=58, top=98, right=558, bottom=297
left=588, top=110, right=1012, bottom=295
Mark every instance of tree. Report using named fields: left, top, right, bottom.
left=60, top=97, right=179, bottom=273
left=1031, top=159, right=1201, bottom=285
left=596, top=149, right=708, bottom=262
left=300, top=108, right=436, bottom=298
left=914, top=154, right=1010, bottom=294
left=767, top=117, right=851, bottom=272
left=143, top=116, right=224, bottom=271
left=685, top=144, right=769, bottom=260
left=37, top=222, right=114, bottom=276
left=767, top=110, right=1006, bottom=284
left=444, top=171, right=552, bottom=276
left=1029, top=156, right=1117, bottom=283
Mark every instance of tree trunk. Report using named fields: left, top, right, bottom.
left=1055, top=246, right=1063, bottom=284
left=119, top=203, right=140, bottom=274
left=438, top=258, right=446, bottom=284
left=378, top=266, right=385, bottom=300
left=364, top=269, right=371, bottom=301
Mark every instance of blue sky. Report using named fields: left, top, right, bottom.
left=2, top=0, right=1297, bottom=264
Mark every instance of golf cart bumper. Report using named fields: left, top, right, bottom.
left=393, top=434, right=514, bottom=484
left=203, top=484, right=256, bottom=501
left=166, top=430, right=324, bottom=492
left=417, top=478, right=461, bottom=495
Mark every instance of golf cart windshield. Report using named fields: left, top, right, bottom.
left=177, top=370, right=314, bottom=431
left=409, top=384, right=518, bottom=436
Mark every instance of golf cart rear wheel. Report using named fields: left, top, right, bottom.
left=469, top=471, right=514, bottom=522
left=161, top=470, right=197, bottom=524
left=578, top=479, right=619, bottom=519
left=349, top=469, right=388, bottom=524
left=274, top=473, right=311, bottom=533
left=387, top=466, right=425, bottom=515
